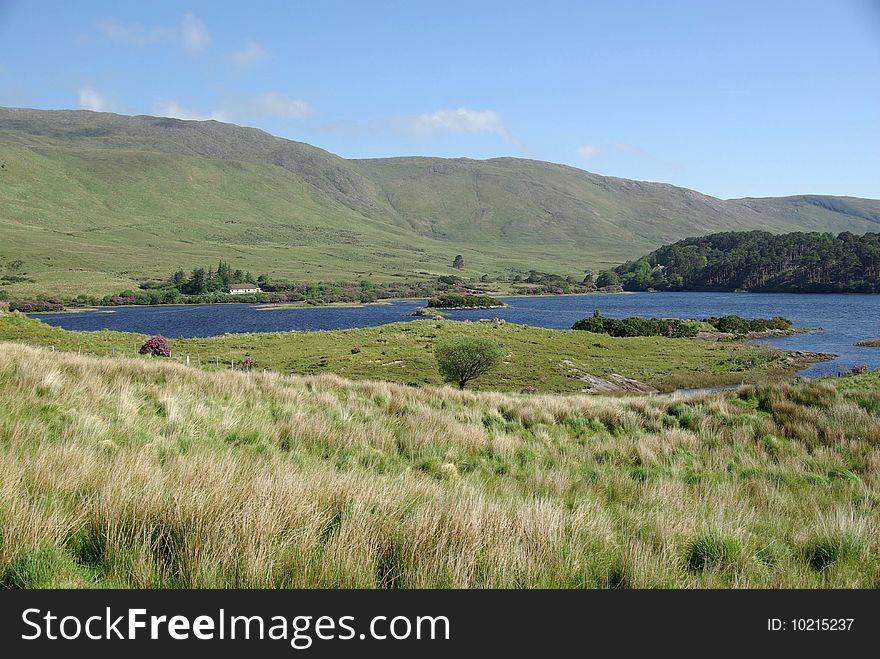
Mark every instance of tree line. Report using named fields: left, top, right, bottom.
left=614, top=231, right=880, bottom=293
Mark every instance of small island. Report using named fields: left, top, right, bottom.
left=425, top=293, right=506, bottom=310
left=856, top=339, right=880, bottom=347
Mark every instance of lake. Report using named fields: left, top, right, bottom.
left=29, top=292, right=880, bottom=378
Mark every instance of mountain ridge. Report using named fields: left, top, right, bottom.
left=1, top=107, right=878, bottom=297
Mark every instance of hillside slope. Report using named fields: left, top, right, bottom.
left=1, top=107, right=878, bottom=296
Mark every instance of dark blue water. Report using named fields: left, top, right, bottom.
left=29, top=293, right=880, bottom=378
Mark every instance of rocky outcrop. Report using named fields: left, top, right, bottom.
left=578, top=373, right=659, bottom=394
left=560, top=360, right=658, bottom=394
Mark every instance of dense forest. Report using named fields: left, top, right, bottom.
left=614, top=231, right=880, bottom=293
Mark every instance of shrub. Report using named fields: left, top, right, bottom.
left=435, top=336, right=504, bottom=390
left=572, top=311, right=699, bottom=338
left=8, top=300, right=64, bottom=312
left=139, top=335, right=172, bottom=357
left=242, top=357, right=255, bottom=370
left=427, top=294, right=503, bottom=309
left=709, top=315, right=751, bottom=334
left=703, top=315, right=792, bottom=334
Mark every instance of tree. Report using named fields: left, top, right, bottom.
left=187, top=268, right=207, bottom=295
left=452, top=255, right=465, bottom=269
left=217, top=260, right=233, bottom=289
left=171, top=269, right=187, bottom=288
left=435, top=337, right=504, bottom=390
left=595, top=270, right=620, bottom=288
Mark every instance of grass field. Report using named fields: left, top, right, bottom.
left=0, top=342, right=877, bottom=588
left=0, top=313, right=813, bottom=393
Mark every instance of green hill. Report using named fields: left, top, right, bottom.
left=2, top=107, right=879, bottom=297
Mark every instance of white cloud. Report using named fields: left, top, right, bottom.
left=181, top=13, right=210, bottom=54
left=230, top=42, right=269, bottom=67
left=252, top=92, right=312, bottom=119
left=406, top=108, right=516, bottom=143
left=152, top=100, right=228, bottom=122
left=78, top=86, right=113, bottom=112
left=577, top=144, right=601, bottom=159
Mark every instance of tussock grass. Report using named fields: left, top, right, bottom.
left=0, top=342, right=878, bottom=588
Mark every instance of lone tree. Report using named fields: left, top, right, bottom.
left=435, top=337, right=504, bottom=390
left=452, top=254, right=465, bottom=269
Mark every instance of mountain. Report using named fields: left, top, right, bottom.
left=1, top=107, right=878, bottom=297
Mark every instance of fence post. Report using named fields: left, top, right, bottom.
left=186, top=355, right=190, bottom=366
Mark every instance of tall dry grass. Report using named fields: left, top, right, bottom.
left=0, top=343, right=877, bottom=588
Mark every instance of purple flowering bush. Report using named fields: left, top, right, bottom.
left=9, top=300, right=64, bottom=312
left=242, top=357, right=255, bottom=370
left=139, top=335, right=172, bottom=357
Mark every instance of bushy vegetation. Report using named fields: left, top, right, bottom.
left=704, top=315, right=792, bottom=334
left=572, top=311, right=793, bottom=338
left=427, top=294, right=504, bottom=309
left=616, top=230, right=880, bottom=293
left=572, top=311, right=700, bottom=337
left=0, top=343, right=877, bottom=588
left=139, top=336, right=172, bottom=358
left=7, top=300, right=64, bottom=312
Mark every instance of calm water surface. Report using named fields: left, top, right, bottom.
left=30, top=293, right=879, bottom=379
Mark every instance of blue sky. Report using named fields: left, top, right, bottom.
left=1, top=0, right=878, bottom=199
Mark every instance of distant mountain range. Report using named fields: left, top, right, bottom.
left=1, top=107, right=878, bottom=296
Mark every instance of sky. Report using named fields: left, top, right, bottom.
left=1, top=0, right=878, bottom=199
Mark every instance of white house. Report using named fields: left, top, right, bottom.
left=228, top=284, right=262, bottom=294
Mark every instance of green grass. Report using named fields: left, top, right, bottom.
left=0, top=313, right=811, bottom=393
left=0, top=342, right=877, bottom=588
left=2, top=107, right=879, bottom=298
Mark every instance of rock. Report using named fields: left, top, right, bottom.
left=560, top=360, right=657, bottom=394
left=578, top=373, right=658, bottom=394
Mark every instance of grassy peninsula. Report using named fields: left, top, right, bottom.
left=0, top=313, right=819, bottom=393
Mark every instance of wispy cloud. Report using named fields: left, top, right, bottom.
left=96, top=18, right=174, bottom=47
left=181, top=13, right=210, bottom=54
left=230, top=42, right=269, bottom=67
left=575, top=142, right=685, bottom=172
left=152, top=100, right=228, bottom=122
left=96, top=14, right=209, bottom=55
left=405, top=108, right=518, bottom=144
left=577, top=144, right=601, bottom=160
left=78, top=85, right=114, bottom=112
left=251, top=92, right=312, bottom=119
